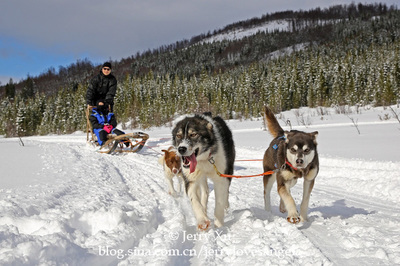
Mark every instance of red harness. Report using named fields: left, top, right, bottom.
left=285, top=158, right=299, bottom=171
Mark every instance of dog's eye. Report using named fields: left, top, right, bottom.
left=304, top=148, right=310, bottom=153
left=189, top=133, right=198, bottom=138
left=176, top=134, right=183, bottom=139
left=290, top=148, right=296, bottom=153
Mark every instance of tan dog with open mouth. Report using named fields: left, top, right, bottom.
left=158, top=146, right=183, bottom=196
left=263, top=106, right=319, bottom=223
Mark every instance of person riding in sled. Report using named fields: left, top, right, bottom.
left=86, top=62, right=117, bottom=111
left=89, top=102, right=125, bottom=147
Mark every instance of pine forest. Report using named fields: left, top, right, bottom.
left=0, top=3, right=399, bottom=137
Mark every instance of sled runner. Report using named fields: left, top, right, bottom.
left=85, top=106, right=149, bottom=154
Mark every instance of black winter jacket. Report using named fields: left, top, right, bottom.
left=86, top=71, right=117, bottom=106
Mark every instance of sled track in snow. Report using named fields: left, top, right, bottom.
left=297, top=168, right=400, bottom=266
left=4, top=136, right=397, bottom=265
left=85, top=150, right=200, bottom=265
left=107, top=149, right=400, bottom=265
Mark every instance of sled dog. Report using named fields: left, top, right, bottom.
left=172, top=113, right=235, bottom=230
left=158, top=146, right=184, bottom=196
left=263, top=106, right=319, bottom=223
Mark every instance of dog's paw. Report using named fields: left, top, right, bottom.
left=286, top=215, right=301, bottom=224
left=197, top=220, right=211, bottom=231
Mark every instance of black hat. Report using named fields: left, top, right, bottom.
left=102, top=62, right=112, bottom=69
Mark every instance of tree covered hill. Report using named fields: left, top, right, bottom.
left=1, top=2, right=399, bottom=137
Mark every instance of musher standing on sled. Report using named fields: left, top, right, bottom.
left=86, top=62, right=125, bottom=147
left=86, top=62, right=117, bottom=111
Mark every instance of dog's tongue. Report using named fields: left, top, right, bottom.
left=188, top=153, right=197, bottom=173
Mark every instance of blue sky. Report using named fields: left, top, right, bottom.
left=1, top=0, right=398, bottom=85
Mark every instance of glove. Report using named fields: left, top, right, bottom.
left=103, top=124, right=113, bottom=134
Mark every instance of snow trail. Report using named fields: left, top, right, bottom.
left=1, top=106, right=400, bottom=265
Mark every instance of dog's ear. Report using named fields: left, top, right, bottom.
left=207, top=122, right=213, bottom=131
left=310, top=131, right=318, bottom=145
left=161, top=149, right=168, bottom=154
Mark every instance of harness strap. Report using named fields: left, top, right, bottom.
left=285, top=158, right=298, bottom=171
left=273, top=135, right=286, bottom=150
left=208, top=156, right=298, bottom=179
left=208, top=157, right=275, bottom=178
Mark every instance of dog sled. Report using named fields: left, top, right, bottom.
left=85, top=106, right=149, bottom=154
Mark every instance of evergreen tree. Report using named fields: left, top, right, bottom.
left=21, top=77, right=35, bottom=100
left=5, top=79, right=16, bottom=99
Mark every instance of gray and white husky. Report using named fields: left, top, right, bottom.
left=263, top=106, right=319, bottom=224
left=172, top=113, right=235, bottom=230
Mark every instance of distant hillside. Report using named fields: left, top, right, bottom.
left=1, top=2, right=395, bottom=97
left=1, top=2, right=399, bottom=137
left=125, top=3, right=396, bottom=77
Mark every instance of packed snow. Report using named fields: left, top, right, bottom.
left=1, top=105, right=399, bottom=265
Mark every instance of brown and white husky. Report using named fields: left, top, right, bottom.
left=263, top=106, right=319, bottom=224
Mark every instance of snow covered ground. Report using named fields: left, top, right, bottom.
left=1, top=105, right=399, bottom=265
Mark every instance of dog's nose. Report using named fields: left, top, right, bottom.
left=178, top=146, right=187, bottom=155
left=296, top=159, right=304, bottom=165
